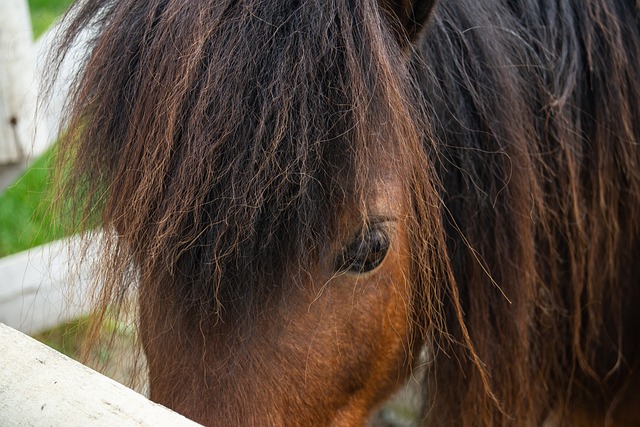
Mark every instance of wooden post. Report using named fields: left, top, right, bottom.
left=0, top=323, right=203, bottom=426
left=0, top=0, right=39, bottom=164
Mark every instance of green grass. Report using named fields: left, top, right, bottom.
left=0, top=2, right=77, bottom=258
left=4, top=1, right=116, bottom=367
left=29, top=0, right=74, bottom=39
left=0, top=149, right=66, bottom=257
left=33, top=315, right=91, bottom=357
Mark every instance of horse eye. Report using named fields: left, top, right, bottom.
left=335, top=227, right=390, bottom=274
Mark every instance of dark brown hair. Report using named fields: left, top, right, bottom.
left=51, top=0, right=640, bottom=425
left=417, top=0, right=640, bottom=424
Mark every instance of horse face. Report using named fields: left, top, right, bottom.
left=134, top=0, right=439, bottom=419
left=141, top=170, right=418, bottom=426
left=55, top=0, right=439, bottom=424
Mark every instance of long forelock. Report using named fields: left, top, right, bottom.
left=55, top=0, right=433, bottom=320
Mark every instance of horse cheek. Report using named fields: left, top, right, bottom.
left=294, top=222, right=414, bottom=424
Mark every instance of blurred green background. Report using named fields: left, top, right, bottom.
left=0, top=0, right=74, bottom=257
left=1, top=0, right=118, bottom=365
left=30, top=0, right=74, bottom=38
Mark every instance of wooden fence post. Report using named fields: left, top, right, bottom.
left=0, top=0, right=39, bottom=164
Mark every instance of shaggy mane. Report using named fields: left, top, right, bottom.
left=51, top=0, right=640, bottom=425
left=52, top=0, right=449, bottom=350
left=417, top=0, right=640, bottom=424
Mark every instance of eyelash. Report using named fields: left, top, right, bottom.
left=334, top=225, right=391, bottom=274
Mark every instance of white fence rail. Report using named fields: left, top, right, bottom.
left=0, top=323, right=202, bottom=427
left=0, top=237, right=96, bottom=335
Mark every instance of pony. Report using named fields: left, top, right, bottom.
left=51, top=0, right=640, bottom=425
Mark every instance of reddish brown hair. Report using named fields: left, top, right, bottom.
left=51, top=0, right=640, bottom=425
